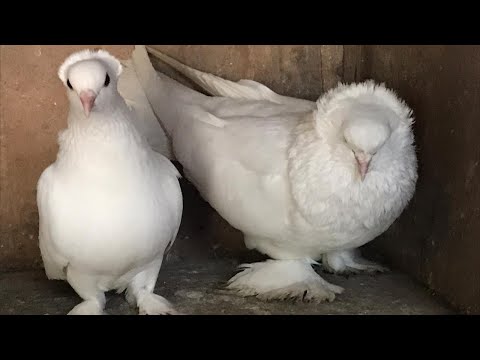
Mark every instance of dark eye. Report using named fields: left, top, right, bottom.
left=66, top=79, right=73, bottom=90
left=104, top=73, right=110, bottom=87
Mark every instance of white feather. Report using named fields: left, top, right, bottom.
left=58, top=49, right=123, bottom=83
left=117, top=59, right=174, bottom=158
left=132, top=45, right=418, bottom=302
left=37, top=48, right=183, bottom=315
left=145, top=46, right=315, bottom=111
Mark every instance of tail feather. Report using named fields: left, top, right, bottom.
left=130, top=45, right=206, bottom=138
left=145, top=46, right=315, bottom=111
left=118, top=58, right=174, bottom=159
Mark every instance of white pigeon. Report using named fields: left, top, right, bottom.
left=131, top=45, right=418, bottom=302
left=36, top=49, right=183, bottom=315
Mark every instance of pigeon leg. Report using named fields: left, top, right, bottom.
left=66, top=267, right=105, bottom=315
left=321, top=248, right=389, bottom=275
left=125, top=258, right=178, bottom=315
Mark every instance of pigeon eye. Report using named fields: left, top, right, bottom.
left=66, top=79, right=73, bottom=90
left=104, top=73, right=110, bottom=87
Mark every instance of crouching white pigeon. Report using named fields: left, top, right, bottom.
left=36, top=49, right=183, bottom=315
left=131, top=45, right=418, bottom=303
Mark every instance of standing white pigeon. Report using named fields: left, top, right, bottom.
left=36, top=49, right=183, bottom=315
left=131, top=45, right=417, bottom=302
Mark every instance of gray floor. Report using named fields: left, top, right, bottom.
left=0, top=259, right=452, bottom=315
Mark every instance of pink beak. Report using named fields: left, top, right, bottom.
left=355, top=152, right=372, bottom=181
left=79, top=90, right=97, bottom=117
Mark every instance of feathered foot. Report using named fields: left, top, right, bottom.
left=68, top=300, right=104, bottom=315
left=226, top=259, right=344, bottom=303
left=321, top=249, right=389, bottom=275
left=125, top=259, right=180, bottom=315
left=130, top=293, right=179, bottom=315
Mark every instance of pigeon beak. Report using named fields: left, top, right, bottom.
left=355, top=152, right=372, bottom=181
left=79, top=90, right=97, bottom=117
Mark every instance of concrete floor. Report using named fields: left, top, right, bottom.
left=0, top=259, right=452, bottom=315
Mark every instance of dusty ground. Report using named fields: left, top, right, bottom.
left=0, top=259, right=452, bottom=315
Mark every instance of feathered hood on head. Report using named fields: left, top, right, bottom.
left=314, top=80, right=414, bottom=127
left=58, top=49, right=123, bottom=85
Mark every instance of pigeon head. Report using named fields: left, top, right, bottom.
left=315, top=80, right=413, bottom=182
left=341, top=103, right=393, bottom=181
left=58, top=49, right=123, bottom=117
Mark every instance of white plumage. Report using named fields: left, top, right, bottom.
left=117, top=58, right=174, bottom=159
left=37, top=49, right=183, bottom=314
left=131, top=45, right=418, bottom=302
